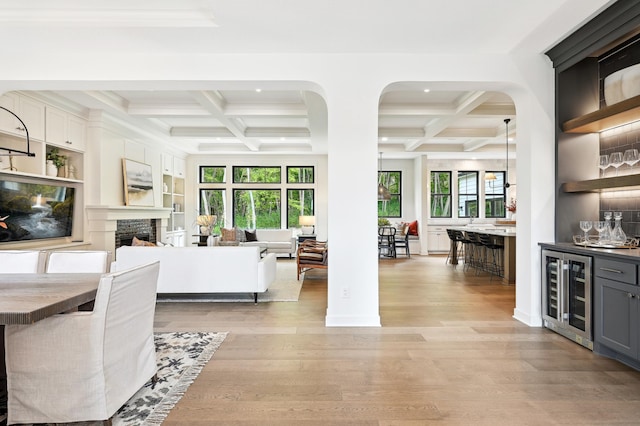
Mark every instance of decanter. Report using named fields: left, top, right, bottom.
left=611, top=211, right=627, bottom=246
left=601, top=211, right=612, bottom=244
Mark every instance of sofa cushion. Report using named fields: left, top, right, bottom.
left=256, top=229, right=292, bottom=242
left=221, top=228, right=236, bottom=242
left=266, top=242, right=292, bottom=250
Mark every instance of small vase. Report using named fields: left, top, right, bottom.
left=46, top=160, right=58, bottom=177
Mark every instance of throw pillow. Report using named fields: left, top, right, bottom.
left=221, top=228, right=236, bottom=242
left=236, top=228, right=247, bottom=242
left=245, top=230, right=258, bottom=242
left=408, top=220, right=419, bottom=236
left=132, top=236, right=156, bottom=247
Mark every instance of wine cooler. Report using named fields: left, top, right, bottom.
left=541, top=249, right=593, bottom=349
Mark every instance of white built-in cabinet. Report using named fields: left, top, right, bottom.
left=162, top=154, right=186, bottom=246
left=427, top=226, right=451, bottom=253
left=45, top=106, right=87, bottom=151
left=0, top=92, right=45, bottom=141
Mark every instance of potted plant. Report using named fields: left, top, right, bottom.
left=46, top=148, right=66, bottom=177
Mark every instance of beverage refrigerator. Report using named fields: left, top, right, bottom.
left=541, top=249, right=593, bottom=349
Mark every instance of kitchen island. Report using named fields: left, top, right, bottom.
left=448, top=226, right=516, bottom=285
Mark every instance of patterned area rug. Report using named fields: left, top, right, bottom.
left=157, top=260, right=302, bottom=302
left=114, top=331, right=227, bottom=425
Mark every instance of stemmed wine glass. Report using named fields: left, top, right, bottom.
left=593, top=220, right=606, bottom=244
left=599, top=154, right=610, bottom=177
left=579, top=220, right=592, bottom=245
left=623, top=148, right=639, bottom=170
left=610, top=152, right=624, bottom=176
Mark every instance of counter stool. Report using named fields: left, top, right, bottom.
left=479, top=233, right=504, bottom=280
left=445, top=229, right=465, bottom=266
left=464, top=232, right=484, bottom=273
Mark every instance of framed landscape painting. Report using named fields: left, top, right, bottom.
left=122, top=158, right=154, bottom=206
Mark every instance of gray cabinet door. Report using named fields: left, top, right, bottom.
left=594, top=277, right=638, bottom=358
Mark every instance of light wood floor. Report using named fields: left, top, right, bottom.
left=155, top=255, right=640, bottom=425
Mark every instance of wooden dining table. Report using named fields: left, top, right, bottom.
left=0, top=273, right=103, bottom=424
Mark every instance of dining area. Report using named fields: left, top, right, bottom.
left=0, top=249, right=161, bottom=425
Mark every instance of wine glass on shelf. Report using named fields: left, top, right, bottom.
left=599, top=154, right=610, bottom=177
left=623, top=149, right=639, bottom=171
left=593, top=220, right=606, bottom=245
left=609, top=152, right=624, bottom=176
left=579, top=220, right=592, bottom=246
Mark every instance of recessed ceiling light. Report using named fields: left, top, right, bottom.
left=423, top=89, right=430, bottom=93
left=256, top=88, right=262, bottom=93
left=280, top=137, right=285, bottom=141
left=381, top=137, right=388, bottom=142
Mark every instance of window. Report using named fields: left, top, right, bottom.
left=233, top=189, right=281, bottom=229
left=458, top=171, right=478, bottom=218
left=430, top=171, right=452, bottom=218
left=199, top=166, right=226, bottom=183
left=199, top=189, right=226, bottom=233
left=378, top=171, right=401, bottom=217
left=287, top=166, right=314, bottom=183
left=485, top=171, right=506, bottom=218
left=232, top=166, right=281, bottom=183
left=287, top=189, right=314, bottom=228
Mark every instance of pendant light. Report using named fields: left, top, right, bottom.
left=377, top=152, right=391, bottom=201
left=0, top=106, right=36, bottom=157
left=504, top=118, right=511, bottom=189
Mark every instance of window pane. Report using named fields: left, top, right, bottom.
left=430, top=171, right=451, bottom=218
left=485, top=171, right=505, bottom=218
left=378, top=171, right=401, bottom=194
left=233, top=189, right=281, bottom=229
left=200, top=166, right=226, bottom=183
left=378, top=195, right=401, bottom=217
left=458, top=171, right=478, bottom=218
left=199, top=189, right=226, bottom=233
left=233, top=166, right=281, bottom=183
left=287, top=166, right=315, bottom=183
left=287, top=189, right=314, bottom=227
left=431, top=195, right=451, bottom=217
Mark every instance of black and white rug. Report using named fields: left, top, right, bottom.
left=114, top=331, right=227, bottom=425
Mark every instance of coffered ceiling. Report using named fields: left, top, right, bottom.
left=1, top=0, right=613, bottom=159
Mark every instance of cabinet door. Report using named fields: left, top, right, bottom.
left=173, top=157, right=185, bottom=178
left=162, top=153, right=173, bottom=174
left=0, top=93, right=19, bottom=134
left=18, top=96, right=45, bottom=141
left=66, top=114, right=86, bottom=151
left=594, top=277, right=638, bottom=358
left=45, top=107, right=67, bottom=146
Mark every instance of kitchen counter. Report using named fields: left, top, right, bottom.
left=539, top=242, right=640, bottom=262
left=448, top=226, right=516, bottom=285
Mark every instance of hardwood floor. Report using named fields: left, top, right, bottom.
left=155, top=256, right=640, bottom=425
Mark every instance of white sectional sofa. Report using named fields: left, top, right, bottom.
left=240, top=229, right=296, bottom=257
left=112, top=245, right=277, bottom=302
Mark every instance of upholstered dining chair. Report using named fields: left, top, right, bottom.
left=4, top=261, right=160, bottom=425
left=45, top=250, right=111, bottom=273
left=0, top=250, right=46, bottom=273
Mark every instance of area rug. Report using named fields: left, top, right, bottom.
left=114, top=331, right=227, bottom=425
left=158, top=260, right=302, bottom=302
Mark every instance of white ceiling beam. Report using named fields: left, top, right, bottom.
left=245, top=128, right=310, bottom=138
left=404, top=91, right=493, bottom=151
left=224, top=104, right=308, bottom=116
left=379, top=128, right=425, bottom=138
left=170, top=127, right=235, bottom=138
left=127, top=103, right=210, bottom=117
left=189, top=91, right=260, bottom=152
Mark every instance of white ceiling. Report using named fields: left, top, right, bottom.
left=0, top=0, right=614, bottom=159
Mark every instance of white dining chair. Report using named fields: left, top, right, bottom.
left=45, top=250, right=111, bottom=273
left=5, top=261, right=160, bottom=425
left=0, top=250, right=46, bottom=273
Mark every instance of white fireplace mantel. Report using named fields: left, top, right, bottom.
left=86, top=205, right=173, bottom=253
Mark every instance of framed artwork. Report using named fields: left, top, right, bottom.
left=122, top=158, right=154, bottom=206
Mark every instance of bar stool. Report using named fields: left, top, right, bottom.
left=464, top=232, right=484, bottom=273
left=478, top=234, right=504, bottom=280
left=445, top=229, right=465, bottom=266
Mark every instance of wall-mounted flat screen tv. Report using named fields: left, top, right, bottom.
left=0, top=179, right=75, bottom=242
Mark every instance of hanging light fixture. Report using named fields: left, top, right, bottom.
left=485, top=172, right=497, bottom=181
left=0, top=106, right=36, bottom=157
left=377, top=152, right=391, bottom=201
left=504, top=118, right=512, bottom=188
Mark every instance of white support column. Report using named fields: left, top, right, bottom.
left=324, top=82, right=381, bottom=327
